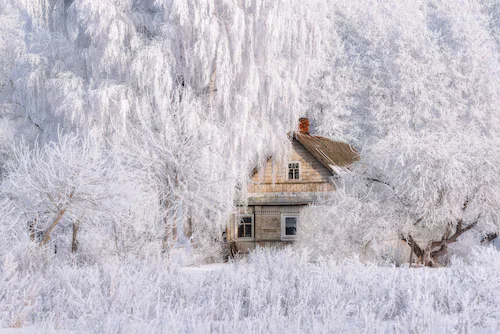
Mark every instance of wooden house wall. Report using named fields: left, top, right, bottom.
left=228, top=205, right=305, bottom=252
left=248, top=139, right=334, bottom=193
left=228, top=139, right=338, bottom=253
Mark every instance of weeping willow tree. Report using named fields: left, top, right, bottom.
left=0, top=0, right=322, bottom=256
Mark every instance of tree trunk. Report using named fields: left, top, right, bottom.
left=28, top=219, right=36, bottom=242
left=421, top=243, right=448, bottom=267
left=41, top=209, right=67, bottom=246
left=71, top=221, right=79, bottom=253
left=162, top=200, right=173, bottom=252
left=409, top=219, right=478, bottom=267
left=185, top=214, right=193, bottom=239
left=41, top=193, right=73, bottom=246
left=209, top=66, right=217, bottom=98
left=409, top=238, right=414, bottom=266
left=404, top=235, right=423, bottom=264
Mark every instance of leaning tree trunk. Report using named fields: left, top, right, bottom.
left=41, top=193, right=74, bottom=246
left=422, top=242, right=449, bottom=267
left=41, top=208, right=67, bottom=245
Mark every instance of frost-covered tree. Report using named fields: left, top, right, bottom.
left=0, top=0, right=24, bottom=91
left=0, top=0, right=322, bottom=259
left=303, top=0, right=500, bottom=266
left=0, top=0, right=25, bottom=174
left=0, top=133, right=161, bottom=256
left=5, top=0, right=319, bottom=148
left=126, top=89, right=233, bottom=251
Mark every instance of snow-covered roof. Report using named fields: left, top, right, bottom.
left=293, top=132, right=359, bottom=173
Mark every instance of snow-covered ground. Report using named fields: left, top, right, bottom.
left=1, top=247, right=499, bottom=333
left=179, top=262, right=230, bottom=275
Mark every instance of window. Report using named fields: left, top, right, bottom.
left=236, top=214, right=254, bottom=239
left=288, top=162, right=300, bottom=180
left=281, top=214, right=299, bottom=240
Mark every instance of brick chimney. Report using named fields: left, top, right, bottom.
left=299, top=117, right=309, bottom=135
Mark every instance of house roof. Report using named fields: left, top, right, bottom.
left=293, top=133, right=359, bottom=173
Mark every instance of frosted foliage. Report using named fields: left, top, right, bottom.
left=309, top=0, right=500, bottom=142
left=1, top=0, right=500, bottom=330
left=0, top=133, right=162, bottom=257
left=298, top=188, right=404, bottom=264
left=1, top=248, right=499, bottom=331
left=300, top=0, right=500, bottom=265
left=3, top=0, right=319, bottom=165
left=0, top=119, right=15, bottom=174
left=0, top=0, right=24, bottom=90
left=0, top=0, right=321, bottom=255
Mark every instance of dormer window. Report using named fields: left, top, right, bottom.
left=288, top=162, right=300, bottom=180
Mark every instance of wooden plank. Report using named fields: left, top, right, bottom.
left=251, top=139, right=333, bottom=186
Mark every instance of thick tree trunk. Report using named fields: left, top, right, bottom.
left=405, top=219, right=478, bottom=267
left=186, top=214, right=193, bottom=239
left=422, top=242, right=448, bottom=267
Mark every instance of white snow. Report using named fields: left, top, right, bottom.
left=0, top=0, right=500, bottom=332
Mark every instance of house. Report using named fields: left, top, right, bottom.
left=227, top=118, right=359, bottom=254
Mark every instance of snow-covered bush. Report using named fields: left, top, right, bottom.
left=0, top=119, right=15, bottom=177
left=1, top=247, right=499, bottom=332
left=298, top=182, right=411, bottom=265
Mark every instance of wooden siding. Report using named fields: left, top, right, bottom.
left=248, top=139, right=333, bottom=194
left=254, top=206, right=282, bottom=241
left=228, top=205, right=305, bottom=246
left=249, top=182, right=334, bottom=193
left=228, top=138, right=340, bottom=253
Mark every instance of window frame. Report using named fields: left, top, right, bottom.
left=286, top=161, right=301, bottom=181
left=281, top=214, right=299, bottom=240
left=235, top=214, right=255, bottom=240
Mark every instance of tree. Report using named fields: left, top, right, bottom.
left=0, top=0, right=25, bottom=175
left=303, top=0, right=500, bottom=266
left=0, top=133, right=161, bottom=256
left=0, top=0, right=24, bottom=91
left=0, top=0, right=323, bottom=259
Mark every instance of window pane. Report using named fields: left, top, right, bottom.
left=285, top=217, right=297, bottom=235
left=237, top=216, right=253, bottom=238
left=288, top=163, right=300, bottom=180
left=286, top=225, right=296, bottom=235
left=245, top=225, right=252, bottom=237
left=238, top=224, right=245, bottom=238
